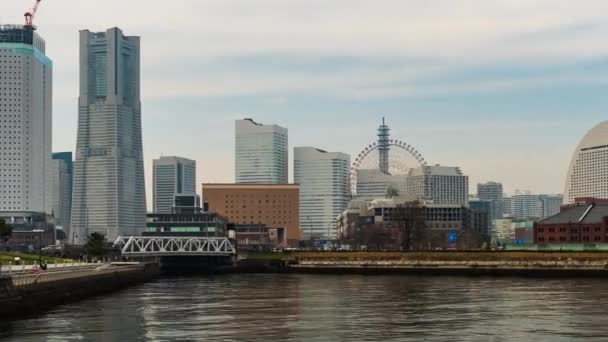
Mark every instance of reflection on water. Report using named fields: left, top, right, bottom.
left=2, top=274, right=608, bottom=341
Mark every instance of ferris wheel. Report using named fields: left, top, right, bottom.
left=350, top=119, right=430, bottom=198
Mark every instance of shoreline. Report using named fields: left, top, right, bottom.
left=234, top=258, right=608, bottom=277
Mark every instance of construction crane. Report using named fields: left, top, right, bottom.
left=24, top=0, right=42, bottom=30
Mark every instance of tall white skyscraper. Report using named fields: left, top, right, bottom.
left=0, top=25, right=52, bottom=215
left=565, top=121, right=608, bottom=204
left=407, top=165, right=468, bottom=206
left=71, top=28, right=146, bottom=244
left=153, top=156, right=196, bottom=213
left=294, top=147, right=350, bottom=240
left=50, top=152, right=73, bottom=234
left=235, top=118, right=288, bottom=184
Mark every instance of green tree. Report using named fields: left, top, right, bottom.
left=84, top=232, right=107, bottom=257
left=0, top=218, right=13, bottom=250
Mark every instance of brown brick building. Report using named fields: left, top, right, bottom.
left=534, top=198, right=608, bottom=244
left=202, top=184, right=300, bottom=247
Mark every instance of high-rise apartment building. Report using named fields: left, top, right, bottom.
left=0, top=25, right=52, bottom=215
left=565, top=121, right=608, bottom=204
left=235, top=119, right=288, bottom=184
left=539, top=194, right=563, bottom=219
left=50, top=152, right=73, bottom=234
left=503, top=192, right=563, bottom=221
left=153, top=156, right=196, bottom=213
left=294, top=147, right=350, bottom=240
left=507, top=190, right=542, bottom=220
left=71, top=28, right=146, bottom=244
left=477, top=182, right=503, bottom=221
left=407, top=165, right=468, bottom=206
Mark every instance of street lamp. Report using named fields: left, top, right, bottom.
left=33, top=229, right=44, bottom=266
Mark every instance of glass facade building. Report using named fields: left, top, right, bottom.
left=71, top=28, right=146, bottom=244
left=294, top=147, right=350, bottom=240
left=477, top=181, right=503, bottom=222
left=235, top=119, right=288, bottom=184
left=50, top=152, right=73, bottom=235
left=153, top=156, right=196, bottom=214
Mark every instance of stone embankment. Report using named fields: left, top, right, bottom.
left=0, top=262, right=160, bottom=317
left=289, top=259, right=608, bottom=276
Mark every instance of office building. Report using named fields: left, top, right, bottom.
left=202, top=183, right=299, bottom=246
left=468, top=199, right=492, bottom=238
left=565, top=121, right=608, bottom=204
left=477, top=182, right=503, bottom=222
left=235, top=118, right=288, bottom=184
left=153, top=156, right=196, bottom=213
left=0, top=25, right=52, bottom=215
left=145, top=194, right=225, bottom=238
left=294, top=147, right=350, bottom=240
left=407, top=165, right=468, bottom=206
left=50, top=152, right=73, bottom=234
left=71, top=28, right=146, bottom=244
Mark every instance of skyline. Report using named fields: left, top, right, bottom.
left=3, top=1, right=607, bottom=209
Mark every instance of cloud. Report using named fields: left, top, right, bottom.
left=3, top=0, right=608, bottom=208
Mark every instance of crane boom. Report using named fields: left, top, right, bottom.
left=24, top=0, right=42, bottom=29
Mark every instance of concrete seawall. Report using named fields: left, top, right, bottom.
left=288, top=259, right=608, bottom=277
left=0, top=263, right=160, bottom=317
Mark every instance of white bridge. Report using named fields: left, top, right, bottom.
left=113, top=236, right=236, bottom=257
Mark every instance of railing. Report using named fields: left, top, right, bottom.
left=9, top=264, right=143, bottom=288
left=0, top=262, right=91, bottom=275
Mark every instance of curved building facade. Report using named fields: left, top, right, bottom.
left=564, top=121, right=608, bottom=204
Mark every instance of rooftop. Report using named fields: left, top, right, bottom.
left=539, top=199, right=608, bottom=225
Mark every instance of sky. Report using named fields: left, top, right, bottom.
left=3, top=0, right=608, bottom=208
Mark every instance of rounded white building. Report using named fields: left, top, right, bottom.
left=564, top=121, right=608, bottom=204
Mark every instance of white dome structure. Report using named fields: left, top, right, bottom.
left=564, top=121, right=608, bottom=204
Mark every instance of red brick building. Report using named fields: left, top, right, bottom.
left=534, top=198, right=608, bottom=244
left=202, top=184, right=300, bottom=247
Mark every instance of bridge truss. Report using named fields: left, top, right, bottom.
left=113, top=236, right=236, bottom=257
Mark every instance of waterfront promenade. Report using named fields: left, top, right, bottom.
left=0, top=262, right=160, bottom=318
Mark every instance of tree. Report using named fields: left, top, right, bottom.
left=395, top=202, right=428, bottom=251
left=0, top=218, right=13, bottom=251
left=84, top=232, right=107, bottom=258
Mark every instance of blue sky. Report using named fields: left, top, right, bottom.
left=3, top=0, right=608, bottom=206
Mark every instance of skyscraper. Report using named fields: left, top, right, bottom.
left=477, top=182, right=503, bottom=222
left=565, top=121, right=608, bottom=204
left=50, top=152, right=73, bottom=235
left=294, top=147, right=350, bottom=240
left=153, top=156, right=196, bottom=213
left=0, top=25, right=52, bottom=215
left=71, top=28, right=146, bottom=244
left=235, top=118, right=288, bottom=184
